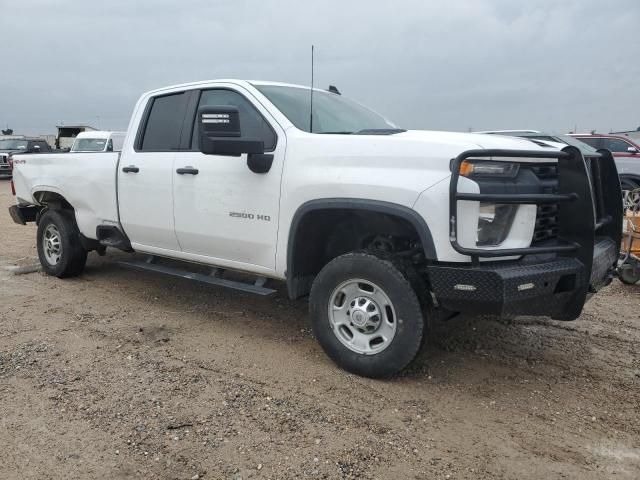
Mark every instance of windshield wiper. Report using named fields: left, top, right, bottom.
left=317, top=131, right=353, bottom=135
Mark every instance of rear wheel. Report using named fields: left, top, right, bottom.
left=37, top=210, right=87, bottom=278
left=309, top=252, right=426, bottom=378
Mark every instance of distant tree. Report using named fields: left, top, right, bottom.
left=1, top=128, right=13, bottom=135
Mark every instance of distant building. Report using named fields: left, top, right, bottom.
left=56, top=125, right=98, bottom=150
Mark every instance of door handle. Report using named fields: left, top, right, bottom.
left=122, top=165, right=139, bottom=173
left=176, top=166, right=199, bottom=175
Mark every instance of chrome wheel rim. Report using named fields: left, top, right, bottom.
left=328, top=279, right=397, bottom=355
left=43, top=224, right=62, bottom=265
left=623, top=188, right=640, bottom=210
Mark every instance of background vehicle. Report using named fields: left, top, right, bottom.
left=55, top=124, right=98, bottom=150
left=70, top=131, right=126, bottom=152
left=0, top=137, right=52, bottom=178
left=9, top=80, right=622, bottom=378
left=570, top=133, right=640, bottom=202
left=480, top=130, right=639, bottom=208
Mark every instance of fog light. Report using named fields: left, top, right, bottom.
left=477, top=203, right=517, bottom=246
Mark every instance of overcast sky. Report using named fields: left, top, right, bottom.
left=1, top=0, right=639, bottom=135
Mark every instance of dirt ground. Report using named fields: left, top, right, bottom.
left=0, top=183, right=639, bottom=480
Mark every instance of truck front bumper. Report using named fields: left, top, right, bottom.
left=428, top=237, right=617, bottom=320
left=441, top=146, right=622, bottom=321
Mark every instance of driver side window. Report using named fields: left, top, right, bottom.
left=191, top=89, right=276, bottom=151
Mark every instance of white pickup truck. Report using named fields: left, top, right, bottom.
left=9, top=79, right=622, bottom=377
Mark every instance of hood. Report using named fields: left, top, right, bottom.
left=396, top=130, right=560, bottom=152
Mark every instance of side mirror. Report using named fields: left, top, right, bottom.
left=30, top=145, right=41, bottom=153
left=198, top=105, right=264, bottom=156
left=627, top=146, right=639, bottom=154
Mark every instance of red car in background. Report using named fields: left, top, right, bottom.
left=570, top=133, right=640, bottom=207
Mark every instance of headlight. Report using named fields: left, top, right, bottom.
left=477, top=203, right=517, bottom=246
left=460, top=160, right=519, bottom=178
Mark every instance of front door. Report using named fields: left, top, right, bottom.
left=118, top=91, right=189, bottom=251
left=172, top=86, right=285, bottom=270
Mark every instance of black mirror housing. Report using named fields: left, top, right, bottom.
left=201, top=138, right=265, bottom=156
left=197, top=105, right=265, bottom=156
left=199, top=105, right=241, bottom=138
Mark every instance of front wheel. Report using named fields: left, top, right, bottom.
left=309, top=252, right=426, bottom=378
left=37, top=210, right=87, bottom=278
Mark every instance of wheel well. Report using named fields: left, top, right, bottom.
left=287, top=206, right=429, bottom=299
left=620, top=175, right=640, bottom=187
left=34, top=191, right=73, bottom=211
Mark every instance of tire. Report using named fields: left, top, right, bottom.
left=37, top=209, right=87, bottom=278
left=309, top=251, right=426, bottom=378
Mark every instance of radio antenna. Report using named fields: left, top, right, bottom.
left=309, top=45, right=314, bottom=133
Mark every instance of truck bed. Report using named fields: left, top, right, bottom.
left=12, top=152, right=120, bottom=239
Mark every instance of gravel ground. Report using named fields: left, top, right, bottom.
left=1, top=182, right=639, bottom=479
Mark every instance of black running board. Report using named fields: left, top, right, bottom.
left=117, top=257, right=277, bottom=296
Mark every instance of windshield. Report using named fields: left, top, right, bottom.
left=255, top=85, right=398, bottom=134
left=0, top=139, right=28, bottom=150
left=71, top=138, right=108, bottom=152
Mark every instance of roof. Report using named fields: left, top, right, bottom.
left=144, top=79, right=321, bottom=97
left=570, top=133, right=633, bottom=138
left=56, top=125, right=98, bottom=130
left=0, top=136, right=45, bottom=141
left=74, top=131, right=126, bottom=140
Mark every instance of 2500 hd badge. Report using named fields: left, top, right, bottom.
left=229, top=211, right=271, bottom=221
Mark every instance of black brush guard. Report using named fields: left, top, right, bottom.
left=428, top=146, right=622, bottom=320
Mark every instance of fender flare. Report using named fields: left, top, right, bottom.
left=30, top=185, right=70, bottom=206
left=286, top=198, right=437, bottom=298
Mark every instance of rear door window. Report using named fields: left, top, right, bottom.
left=139, top=92, right=188, bottom=151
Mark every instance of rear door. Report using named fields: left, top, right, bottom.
left=118, top=91, right=190, bottom=251
left=172, top=86, right=285, bottom=270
